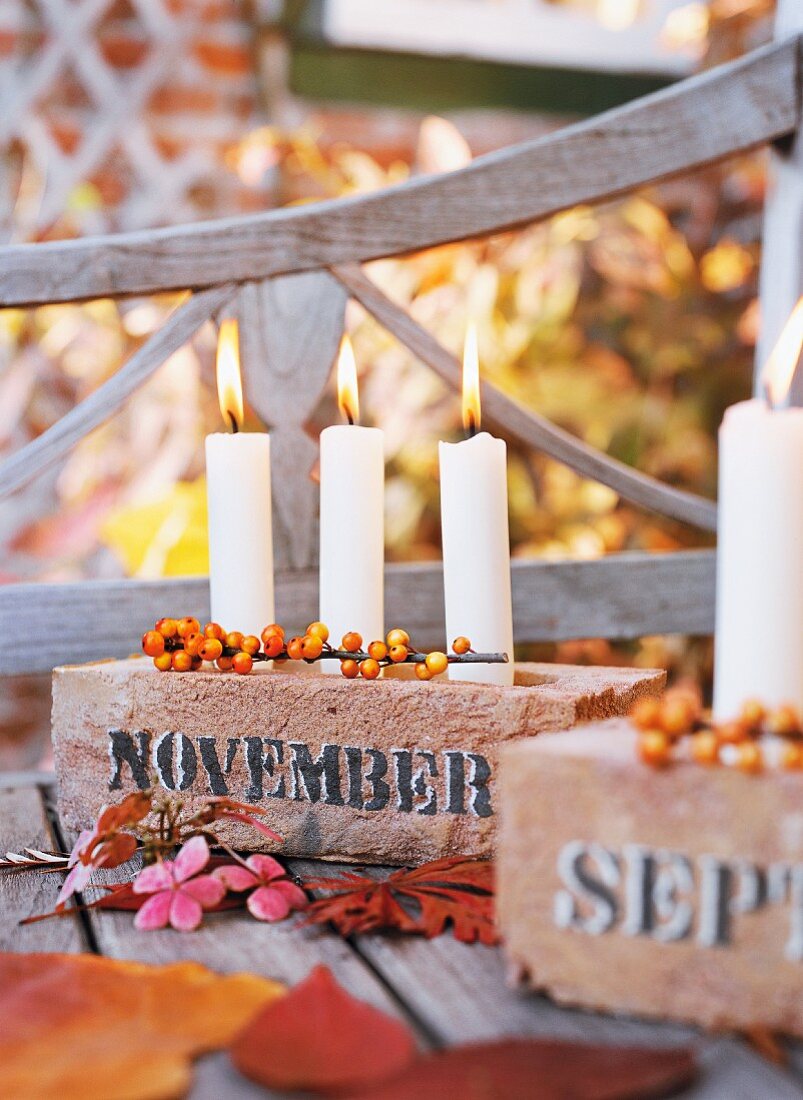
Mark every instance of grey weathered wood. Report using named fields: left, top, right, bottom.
left=0, top=550, right=715, bottom=675
left=332, top=263, right=718, bottom=531
left=756, top=9, right=803, bottom=406
left=237, top=272, right=346, bottom=569
left=0, top=784, right=86, bottom=952
left=0, top=284, right=236, bottom=500
left=0, top=41, right=796, bottom=307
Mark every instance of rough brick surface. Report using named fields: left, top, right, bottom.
left=497, top=719, right=803, bottom=1037
left=52, top=658, right=662, bottom=864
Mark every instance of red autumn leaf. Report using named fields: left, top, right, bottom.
left=303, top=857, right=497, bottom=945
left=229, top=964, right=417, bottom=1095
left=354, top=1038, right=697, bottom=1100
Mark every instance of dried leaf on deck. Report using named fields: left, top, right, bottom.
left=354, top=1037, right=697, bottom=1100
left=0, top=952, right=283, bottom=1100
left=230, top=964, right=417, bottom=1095
left=303, top=856, right=497, bottom=945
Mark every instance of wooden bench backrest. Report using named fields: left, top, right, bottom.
left=0, top=9, right=800, bottom=676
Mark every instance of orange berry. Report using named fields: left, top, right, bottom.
left=286, top=636, right=305, bottom=661
left=155, top=617, right=178, bottom=639
left=368, top=640, right=388, bottom=661
left=184, top=632, right=205, bottom=657
left=716, top=720, right=748, bottom=745
left=660, top=696, right=697, bottom=738
left=425, top=651, right=448, bottom=676
left=340, top=659, right=359, bottom=679
left=142, top=630, right=165, bottom=658
left=341, top=632, right=363, bottom=653
left=241, top=635, right=261, bottom=656
left=307, top=621, right=329, bottom=643
left=386, top=628, right=410, bottom=649
left=767, top=705, right=802, bottom=738
left=171, top=650, right=192, bottom=673
left=216, top=655, right=234, bottom=672
left=301, top=634, right=324, bottom=660
left=691, top=731, right=719, bottom=766
left=261, top=623, right=285, bottom=642
left=203, top=622, right=225, bottom=640
left=451, top=636, right=471, bottom=655
left=638, top=729, right=671, bottom=767
left=630, top=697, right=662, bottom=731
left=740, top=698, right=766, bottom=731
left=198, top=637, right=223, bottom=662
left=177, top=617, right=200, bottom=638
left=225, top=631, right=244, bottom=651
left=232, top=651, right=253, bottom=675
left=360, top=658, right=381, bottom=680
left=388, top=644, right=408, bottom=663
left=263, top=633, right=284, bottom=658
left=737, top=741, right=763, bottom=774
left=190, top=655, right=203, bottom=671
left=153, top=653, right=172, bottom=672
left=415, top=663, right=433, bottom=681
left=782, top=742, right=803, bottom=770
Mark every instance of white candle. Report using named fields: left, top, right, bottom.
left=206, top=319, right=274, bottom=639
left=439, top=323, right=514, bottom=685
left=713, top=299, right=803, bottom=718
left=319, top=335, right=384, bottom=668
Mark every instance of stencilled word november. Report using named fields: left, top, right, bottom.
left=107, top=729, right=493, bottom=818
left=554, top=839, right=803, bottom=961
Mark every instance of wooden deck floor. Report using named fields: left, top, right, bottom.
left=2, top=772, right=802, bottom=1099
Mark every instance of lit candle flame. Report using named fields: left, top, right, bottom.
left=216, top=318, right=244, bottom=432
left=462, top=321, right=481, bottom=436
left=762, top=296, right=803, bottom=409
left=337, top=334, right=360, bottom=425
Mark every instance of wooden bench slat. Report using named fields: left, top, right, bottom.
left=0, top=551, right=715, bottom=675
left=333, top=262, right=718, bottom=532
left=0, top=783, right=87, bottom=953
left=0, top=284, right=236, bottom=500
left=0, top=40, right=796, bottom=307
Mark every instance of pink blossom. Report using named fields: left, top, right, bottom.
left=56, top=829, right=95, bottom=907
left=133, top=836, right=225, bottom=932
left=214, top=854, right=308, bottom=922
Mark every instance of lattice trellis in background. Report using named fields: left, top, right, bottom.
left=0, top=0, right=264, bottom=239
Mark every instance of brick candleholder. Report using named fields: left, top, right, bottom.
left=497, top=718, right=803, bottom=1037
left=52, top=658, right=663, bottom=865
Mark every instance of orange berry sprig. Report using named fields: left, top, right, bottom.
left=142, top=620, right=508, bottom=681
left=630, top=690, right=803, bottom=773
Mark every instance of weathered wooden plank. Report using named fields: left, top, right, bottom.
left=756, top=10, right=803, bottom=406
left=237, top=272, right=346, bottom=569
left=0, top=41, right=796, bottom=307
left=332, top=263, right=718, bottom=531
left=0, top=284, right=236, bottom=500
left=0, top=550, right=715, bottom=675
left=0, top=784, right=86, bottom=952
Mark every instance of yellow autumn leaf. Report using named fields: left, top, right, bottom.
left=100, top=478, right=209, bottom=578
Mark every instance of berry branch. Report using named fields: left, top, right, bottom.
left=142, top=619, right=509, bottom=681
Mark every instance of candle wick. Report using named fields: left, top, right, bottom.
left=466, top=414, right=478, bottom=440
left=761, top=378, right=775, bottom=412
left=346, top=412, right=355, bottom=427
left=228, top=411, right=239, bottom=433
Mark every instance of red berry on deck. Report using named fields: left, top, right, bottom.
left=216, top=655, right=234, bottom=672
left=204, top=622, right=225, bottom=640
left=142, top=631, right=165, bottom=658
left=301, top=634, right=323, bottom=660
left=451, top=636, right=471, bottom=655
left=177, top=617, right=200, bottom=638
left=261, top=624, right=285, bottom=643
left=184, top=632, right=205, bottom=657
left=225, top=631, right=244, bottom=651
left=241, top=635, right=261, bottom=656
left=341, top=632, right=363, bottom=653
left=171, top=650, right=193, bottom=673
left=153, top=653, right=172, bottom=672
left=359, top=658, right=380, bottom=680
left=340, top=659, right=359, bottom=679
left=307, top=621, right=330, bottom=643
left=415, top=663, right=432, bottom=681
left=263, top=633, right=284, bottom=658
left=368, top=640, right=388, bottom=661
left=386, top=628, right=410, bottom=649
left=286, top=636, right=305, bottom=661
left=155, top=618, right=178, bottom=639
left=199, top=638, right=223, bottom=662
left=232, top=651, right=253, bottom=675
left=388, top=644, right=408, bottom=663
left=425, top=651, right=448, bottom=676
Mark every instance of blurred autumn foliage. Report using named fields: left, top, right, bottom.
left=0, top=1, right=777, bottom=754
